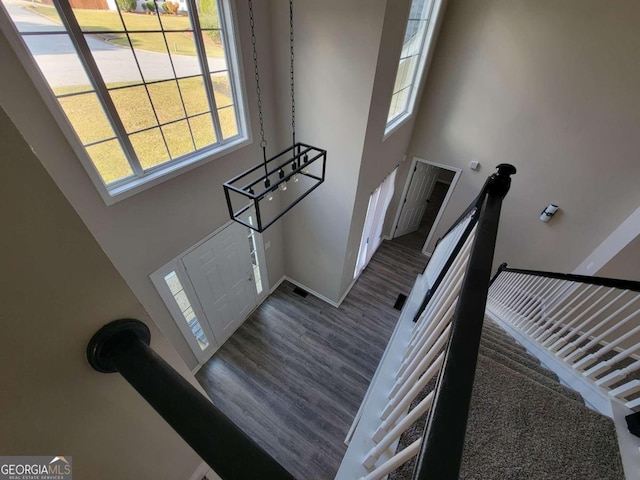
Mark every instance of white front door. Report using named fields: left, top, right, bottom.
left=182, top=221, right=257, bottom=345
left=395, top=162, right=439, bottom=237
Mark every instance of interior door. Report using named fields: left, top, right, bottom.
left=395, top=162, right=439, bottom=237
left=182, top=221, right=257, bottom=345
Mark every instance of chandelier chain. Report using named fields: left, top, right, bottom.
left=248, top=0, right=268, bottom=172
left=289, top=0, right=295, bottom=145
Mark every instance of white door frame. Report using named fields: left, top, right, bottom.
left=150, top=219, right=270, bottom=366
left=390, top=157, right=461, bottom=255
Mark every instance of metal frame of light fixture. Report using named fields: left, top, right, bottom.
left=223, top=142, right=326, bottom=232
left=222, top=0, right=326, bottom=233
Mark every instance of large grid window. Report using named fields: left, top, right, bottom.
left=386, top=0, right=439, bottom=133
left=0, top=0, right=245, bottom=196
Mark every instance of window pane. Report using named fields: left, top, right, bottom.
left=110, top=85, right=158, bottom=132
left=89, top=36, right=143, bottom=86
left=196, top=0, right=220, bottom=28
left=23, top=34, right=93, bottom=95
left=158, top=4, right=193, bottom=30
left=165, top=32, right=202, bottom=76
left=130, top=127, right=171, bottom=169
left=188, top=113, right=216, bottom=149
left=403, top=20, right=426, bottom=57
left=162, top=120, right=195, bottom=158
left=179, top=77, right=209, bottom=116
left=85, top=139, right=134, bottom=185
left=70, top=4, right=125, bottom=32
left=218, top=106, right=237, bottom=139
left=202, top=31, right=227, bottom=72
left=1, top=1, right=65, bottom=33
left=394, top=55, right=418, bottom=93
left=120, top=7, right=161, bottom=31
left=128, top=33, right=176, bottom=82
left=211, top=71, right=232, bottom=108
left=147, top=80, right=186, bottom=124
left=59, top=92, right=115, bottom=144
left=388, top=92, right=401, bottom=122
left=163, top=271, right=209, bottom=351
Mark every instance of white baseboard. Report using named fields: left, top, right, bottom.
left=283, top=276, right=341, bottom=308
left=336, top=276, right=358, bottom=308
left=189, top=462, right=221, bottom=480
left=191, top=364, right=202, bottom=375
left=269, top=275, right=286, bottom=295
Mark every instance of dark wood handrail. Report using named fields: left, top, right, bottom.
left=87, top=319, right=294, bottom=480
left=412, top=164, right=516, bottom=480
left=491, top=263, right=640, bottom=292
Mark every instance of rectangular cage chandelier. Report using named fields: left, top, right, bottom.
left=223, top=0, right=326, bottom=233
left=223, top=142, right=326, bottom=233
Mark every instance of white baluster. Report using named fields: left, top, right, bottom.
left=374, top=354, right=444, bottom=441
left=571, top=312, right=640, bottom=370
left=360, top=439, right=421, bottom=480
left=563, top=294, right=640, bottom=363
left=542, top=285, right=602, bottom=350
left=363, top=391, right=434, bottom=468
left=595, top=359, right=640, bottom=388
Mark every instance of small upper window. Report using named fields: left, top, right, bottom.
left=386, top=0, right=441, bottom=135
left=0, top=0, right=246, bottom=201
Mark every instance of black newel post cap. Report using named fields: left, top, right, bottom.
left=488, top=163, right=517, bottom=198
left=87, top=319, right=151, bottom=373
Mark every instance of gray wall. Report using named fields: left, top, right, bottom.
left=0, top=105, right=204, bottom=478
left=402, top=0, right=640, bottom=271
left=270, top=0, right=427, bottom=302
left=0, top=0, right=284, bottom=370
left=598, top=235, right=640, bottom=282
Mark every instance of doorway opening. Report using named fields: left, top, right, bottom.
left=354, top=167, right=398, bottom=279
left=391, top=158, right=460, bottom=254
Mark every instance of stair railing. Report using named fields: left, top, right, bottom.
left=86, top=319, right=294, bottom=480
left=487, top=266, right=640, bottom=412
left=342, top=164, right=515, bottom=480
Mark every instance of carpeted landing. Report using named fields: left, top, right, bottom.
left=388, top=318, right=625, bottom=480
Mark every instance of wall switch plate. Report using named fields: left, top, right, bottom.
left=265, top=240, right=271, bottom=250
left=470, top=160, right=479, bottom=170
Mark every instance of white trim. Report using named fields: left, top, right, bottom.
left=269, top=275, right=286, bottom=295
left=191, top=364, right=202, bottom=375
left=188, top=462, right=221, bottom=480
left=336, top=276, right=359, bottom=308
left=420, top=162, right=461, bottom=255
left=390, top=157, right=461, bottom=256
left=611, top=400, right=640, bottom=480
left=0, top=0, right=252, bottom=206
left=283, top=276, right=340, bottom=308
left=383, top=0, right=446, bottom=140
left=150, top=219, right=269, bottom=368
left=573, top=205, right=640, bottom=276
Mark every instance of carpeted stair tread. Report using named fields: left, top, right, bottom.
left=479, top=334, right=556, bottom=377
left=387, top=319, right=624, bottom=480
left=479, top=336, right=559, bottom=382
left=480, top=328, right=528, bottom=353
left=478, top=345, right=583, bottom=404
left=388, top=354, right=624, bottom=480
left=458, top=355, right=624, bottom=480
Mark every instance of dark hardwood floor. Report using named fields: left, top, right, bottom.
left=196, top=240, right=428, bottom=480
